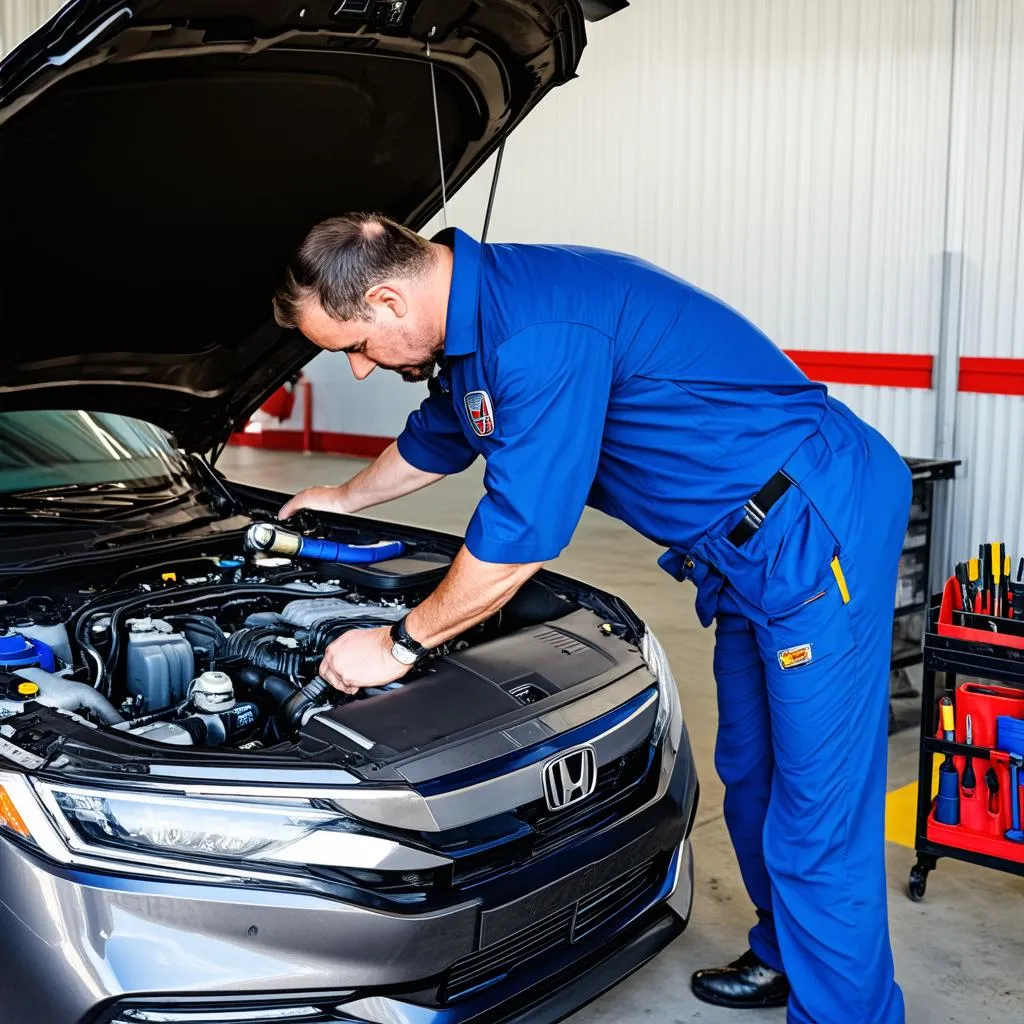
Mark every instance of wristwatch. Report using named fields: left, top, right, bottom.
left=389, top=615, right=430, bottom=666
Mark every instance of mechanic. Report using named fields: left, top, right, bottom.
left=273, top=213, right=910, bottom=1024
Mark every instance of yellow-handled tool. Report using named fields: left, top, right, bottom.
left=968, top=558, right=980, bottom=612
left=940, top=696, right=955, bottom=740
left=993, top=543, right=1003, bottom=617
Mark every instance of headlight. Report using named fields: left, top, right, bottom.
left=114, top=1008, right=331, bottom=1022
left=47, top=786, right=333, bottom=861
left=14, top=779, right=449, bottom=877
left=641, top=626, right=682, bottom=748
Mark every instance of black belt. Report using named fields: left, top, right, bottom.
left=726, top=471, right=793, bottom=547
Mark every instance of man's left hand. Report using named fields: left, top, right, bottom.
left=319, top=626, right=411, bottom=695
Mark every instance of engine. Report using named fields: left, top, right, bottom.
left=0, top=524, right=453, bottom=750
left=0, top=522, right=585, bottom=756
left=0, top=591, right=413, bottom=747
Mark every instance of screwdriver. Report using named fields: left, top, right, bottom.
left=993, top=543, right=1003, bottom=618
left=981, top=544, right=992, bottom=614
left=1005, top=554, right=1013, bottom=619
left=936, top=696, right=960, bottom=825
left=968, top=558, right=981, bottom=612
left=962, top=713, right=977, bottom=797
left=955, top=563, right=971, bottom=614
left=941, top=695, right=956, bottom=743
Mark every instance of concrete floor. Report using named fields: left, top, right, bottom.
left=222, top=447, right=1024, bottom=1024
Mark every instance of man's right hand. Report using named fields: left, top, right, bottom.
left=278, top=485, right=349, bottom=520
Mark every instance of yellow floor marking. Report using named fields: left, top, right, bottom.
left=885, top=755, right=942, bottom=849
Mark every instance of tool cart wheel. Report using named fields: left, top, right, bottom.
left=907, top=863, right=929, bottom=902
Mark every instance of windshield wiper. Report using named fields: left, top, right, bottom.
left=0, top=512, right=122, bottom=529
left=0, top=487, right=191, bottom=521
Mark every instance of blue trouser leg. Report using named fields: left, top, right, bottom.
left=753, top=572, right=904, bottom=1023
left=712, top=592, right=782, bottom=972
left=704, top=406, right=909, bottom=1022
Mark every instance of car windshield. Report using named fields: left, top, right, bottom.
left=0, top=411, right=187, bottom=495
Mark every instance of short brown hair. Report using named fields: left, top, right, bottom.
left=273, top=212, right=435, bottom=327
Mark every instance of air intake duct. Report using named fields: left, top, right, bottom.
left=245, top=524, right=405, bottom=565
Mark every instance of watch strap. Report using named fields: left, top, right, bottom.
left=390, top=615, right=429, bottom=662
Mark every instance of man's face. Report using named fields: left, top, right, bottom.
left=297, top=291, right=442, bottom=383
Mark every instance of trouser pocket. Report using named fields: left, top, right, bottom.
left=692, top=482, right=844, bottom=626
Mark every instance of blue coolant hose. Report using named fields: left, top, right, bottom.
left=245, top=523, right=405, bottom=564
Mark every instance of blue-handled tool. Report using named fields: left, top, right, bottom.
left=996, top=716, right=1024, bottom=843
left=245, top=524, right=406, bottom=565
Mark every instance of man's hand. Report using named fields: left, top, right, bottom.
left=319, top=626, right=411, bottom=695
left=316, top=548, right=542, bottom=697
left=279, top=485, right=350, bottom=519
left=277, top=443, right=446, bottom=520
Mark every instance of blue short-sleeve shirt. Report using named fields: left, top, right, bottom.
left=396, top=229, right=829, bottom=566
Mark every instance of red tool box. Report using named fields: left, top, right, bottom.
left=909, top=579, right=1024, bottom=899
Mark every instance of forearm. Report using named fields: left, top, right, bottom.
left=405, top=546, right=543, bottom=648
left=337, top=442, right=444, bottom=512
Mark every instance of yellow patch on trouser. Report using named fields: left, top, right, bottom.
left=831, top=555, right=851, bottom=604
left=778, top=643, right=813, bottom=670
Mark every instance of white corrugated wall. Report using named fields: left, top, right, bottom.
left=0, top=0, right=63, bottom=57
left=4, top=0, right=1023, bottom=556
left=422, top=0, right=954, bottom=459
left=944, top=0, right=1024, bottom=556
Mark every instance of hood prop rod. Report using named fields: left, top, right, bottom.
left=426, top=28, right=449, bottom=229
left=481, top=140, right=506, bottom=243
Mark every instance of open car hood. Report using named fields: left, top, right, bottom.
left=0, top=0, right=613, bottom=451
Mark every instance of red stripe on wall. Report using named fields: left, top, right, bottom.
left=230, top=353, right=1024, bottom=459
left=958, top=357, right=1024, bottom=396
left=783, top=350, right=935, bottom=389
left=229, top=429, right=393, bottom=459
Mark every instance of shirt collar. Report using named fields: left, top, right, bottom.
left=433, top=227, right=482, bottom=358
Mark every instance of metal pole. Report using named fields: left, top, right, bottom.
left=302, top=378, right=314, bottom=456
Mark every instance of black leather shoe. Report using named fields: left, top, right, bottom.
left=691, top=949, right=790, bottom=1009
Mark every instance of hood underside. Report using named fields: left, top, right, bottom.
left=0, top=0, right=595, bottom=450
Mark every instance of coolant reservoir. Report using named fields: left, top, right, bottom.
left=13, top=623, right=71, bottom=667
left=126, top=618, right=194, bottom=712
left=0, top=674, right=42, bottom=720
left=0, top=631, right=56, bottom=673
left=189, top=671, right=235, bottom=713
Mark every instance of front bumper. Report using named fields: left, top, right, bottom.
left=0, top=730, right=696, bottom=1024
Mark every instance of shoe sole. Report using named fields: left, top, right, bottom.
left=690, top=984, right=789, bottom=1010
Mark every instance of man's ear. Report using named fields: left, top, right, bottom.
left=365, top=283, right=408, bottom=320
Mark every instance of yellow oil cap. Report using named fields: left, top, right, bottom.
left=17, top=682, right=39, bottom=697
left=162, top=572, right=177, bottom=583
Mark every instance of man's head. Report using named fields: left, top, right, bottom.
left=273, top=213, right=451, bottom=382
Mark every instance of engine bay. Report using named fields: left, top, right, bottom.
left=0, top=520, right=644, bottom=772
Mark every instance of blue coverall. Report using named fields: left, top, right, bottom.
left=397, top=228, right=911, bottom=1024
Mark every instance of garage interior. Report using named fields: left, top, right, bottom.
left=4, top=0, right=1024, bottom=1021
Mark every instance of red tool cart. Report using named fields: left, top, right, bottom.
left=908, top=574, right=1024, bottom=901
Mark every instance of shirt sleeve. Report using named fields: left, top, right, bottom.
left=465, top=324, right=614, bottom=564
left=396, top=373, right=479, bottom=476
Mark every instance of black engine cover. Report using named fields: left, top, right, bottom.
left=302, top=610, right=634, bottom=760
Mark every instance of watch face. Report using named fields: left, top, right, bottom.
left=391, top=642, right=418, bottom=666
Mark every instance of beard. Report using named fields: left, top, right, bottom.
left=395, top=352, right=441, bottom=382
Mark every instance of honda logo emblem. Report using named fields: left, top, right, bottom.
left=543, top=746, right=598, bottom=812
